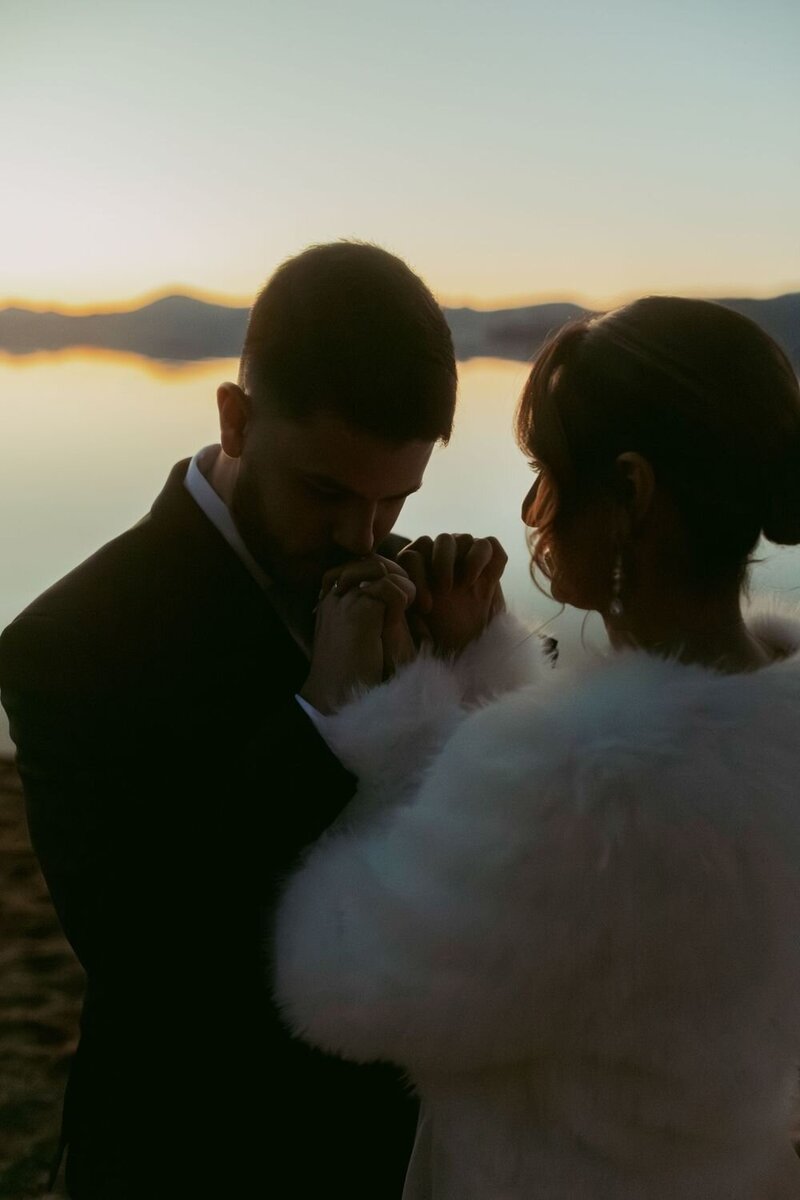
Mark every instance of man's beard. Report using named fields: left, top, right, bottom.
left=230, top=470, right=350, bottom=600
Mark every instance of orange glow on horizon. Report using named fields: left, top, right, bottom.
left=0, top=286, right=253, bottom=317
left=439, top=279, right=800, bottom=312
left=0, top=346, right=238, bottom=382
left=2, top=280, right=799, bottom=318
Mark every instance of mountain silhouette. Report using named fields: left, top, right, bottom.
left=1, top=292, right=798, bottom=368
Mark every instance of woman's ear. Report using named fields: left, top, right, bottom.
left=613, top=452, right=655, bottom=528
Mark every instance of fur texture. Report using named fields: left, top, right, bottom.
left=275, top=604, right=800, bottom=1198
left=315, top=611, right=541, bottom=827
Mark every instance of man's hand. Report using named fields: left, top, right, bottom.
left=398, top=534, right=507, bottom=654
left=300, top=556, right=416, bottom=714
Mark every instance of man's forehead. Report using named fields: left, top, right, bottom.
left=272, top=411, right=435, bottom=492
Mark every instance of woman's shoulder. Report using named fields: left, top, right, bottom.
left=430, top=619, right=800, bottom=837
left=463, top=594, right=800, bottom=740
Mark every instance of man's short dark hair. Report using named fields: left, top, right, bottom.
left=239, top=241, right=457, bottom=443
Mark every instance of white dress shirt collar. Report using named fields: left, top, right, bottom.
left=184, top=445, right=272, bottom=592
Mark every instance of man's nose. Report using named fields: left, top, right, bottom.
left=334, top=501, right=377, bottom=557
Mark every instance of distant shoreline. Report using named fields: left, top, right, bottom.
left=2, top=292, right=798, bottom=368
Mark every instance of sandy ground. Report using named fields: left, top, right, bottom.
left=0, top=757, right=80, bottom=1199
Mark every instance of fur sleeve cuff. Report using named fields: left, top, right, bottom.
left=313, top=612, right=539, bottom=827
left=446, top=610, right=540, bottom=706
left=312, top=653, right=463, bottom=824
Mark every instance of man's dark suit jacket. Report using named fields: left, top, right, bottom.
left=0, top=460, right=418, bottom=1198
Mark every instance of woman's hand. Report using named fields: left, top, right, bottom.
left=398, top=534, right=507, bottom=654
left=300, top=556, right=416, bottom=714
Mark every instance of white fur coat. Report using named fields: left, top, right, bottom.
left=274, top=607, right=800, bottom=1199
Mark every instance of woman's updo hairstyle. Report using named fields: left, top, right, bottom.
left=515, top=296, right=800, bottom=586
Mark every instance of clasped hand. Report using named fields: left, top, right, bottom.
left=300, top=534, right=507, bottom=714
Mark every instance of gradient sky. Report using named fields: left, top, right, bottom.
left=3, top=0, right=799, bottom=310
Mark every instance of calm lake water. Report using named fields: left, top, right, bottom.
left=2, top=349, right=800, bottom=752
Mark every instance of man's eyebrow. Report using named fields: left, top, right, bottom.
left=304, top=472, right=422, bottom=501
left=303, top=472, right=347, bottom=489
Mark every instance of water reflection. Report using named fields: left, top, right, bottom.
left=2, top=350, right=799, bottom=750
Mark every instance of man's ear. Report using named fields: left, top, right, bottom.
left=216, top=383, right=251, bottom=458
left=613, top=452, right=655, bottom=528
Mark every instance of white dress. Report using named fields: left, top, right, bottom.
left=274, top=607, right=800, bottom=1199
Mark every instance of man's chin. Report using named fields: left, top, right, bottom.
left=269, top=553, right=343, bottom=593
left=240, top=529, right=353, bottom=592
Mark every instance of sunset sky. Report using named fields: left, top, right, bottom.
left=3, top=0, right=799, bottom=311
